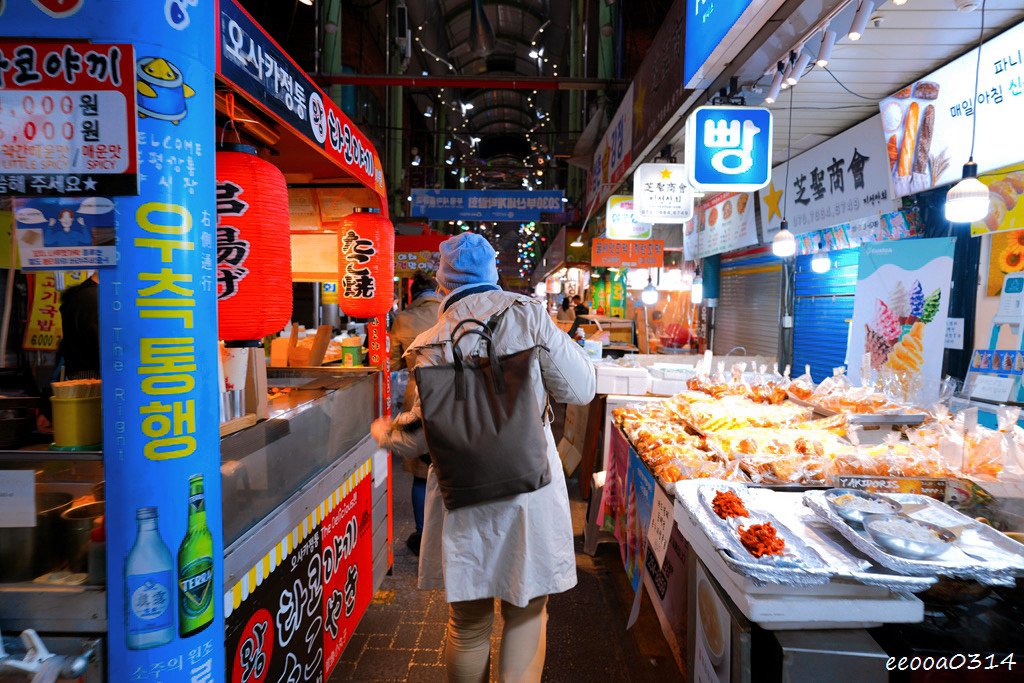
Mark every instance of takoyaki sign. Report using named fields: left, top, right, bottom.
left=0, top=40, right=138, bottom=196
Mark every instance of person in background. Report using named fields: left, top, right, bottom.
left=372, top=233, right=595, bottom=683
left=389, top=271, right=444, bottom=555
left=572, top=295, right=589, bottom=317
left=58, top=272, right=100, bottom=379
left=556, top=295, right=575, bottom=322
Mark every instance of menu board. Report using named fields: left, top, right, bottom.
left=693, top=191, right=756, bottom=258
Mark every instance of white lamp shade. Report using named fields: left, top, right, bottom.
left=641, top=283, right=659, bottom=306
left=811, top=251, right=831, bottom=273
left=945, top=177, right=990, bottom=223
left=772, top=227, right=797, bottom=258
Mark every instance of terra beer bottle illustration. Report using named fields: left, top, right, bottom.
left=125, top=507, right=175, bottom=649
left=178, top=474, right=214, bottom=637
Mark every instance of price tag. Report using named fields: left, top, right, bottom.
left=646, top=484, right=674, bottom=567
left=0, top=470, right=36, bottom=527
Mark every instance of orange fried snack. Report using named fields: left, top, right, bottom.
left=738, top=522, right=785, bottom=558
left=712, top=490, right=749, bottom=519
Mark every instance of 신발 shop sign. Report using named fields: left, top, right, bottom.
left=0, top=40, right=138, bottom=196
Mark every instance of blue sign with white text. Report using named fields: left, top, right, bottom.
left=685, top=106, right=773, bottom=192
left=684, top=0, right=754, bottom=86
left=411, top=189, right=564, bottom=221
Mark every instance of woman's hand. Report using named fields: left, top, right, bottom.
left=370, top=417, right=393, bottom=446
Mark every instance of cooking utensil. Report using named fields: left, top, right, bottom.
left=863, top=513, right=956, bottom=560
left=61, top=501, right=104, bottom=573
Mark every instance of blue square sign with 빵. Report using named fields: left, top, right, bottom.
left=685, top=106, right=773, bottom=192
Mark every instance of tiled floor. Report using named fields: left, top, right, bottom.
left=329, top=438, right=685, bottom=682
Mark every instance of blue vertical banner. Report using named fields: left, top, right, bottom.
left=2, top=2, right=224, bottom=681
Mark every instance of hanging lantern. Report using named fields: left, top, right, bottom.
left=338, top=208, right=394, bottom=318
left=215, top=144, right=293, bottom=341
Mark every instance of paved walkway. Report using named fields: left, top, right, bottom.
left=329, top=444, right=684, bottom=681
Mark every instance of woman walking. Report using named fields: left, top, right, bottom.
left=372, top=233, right=595, bottom=682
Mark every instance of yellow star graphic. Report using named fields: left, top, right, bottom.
left=633, top=84, right=646, bottom=133
left=660, top=168, right=672, bottom=179
left=763, top=182, right=783, bottom=222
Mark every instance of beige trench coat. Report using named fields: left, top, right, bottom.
left=381, top=289, right=596, bottom=606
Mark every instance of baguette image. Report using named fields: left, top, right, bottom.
left=887, top=135, right=898, bottom=171
left=897, top=101, right=920, bottom=177
left=912, top=104, right=935, bottom=174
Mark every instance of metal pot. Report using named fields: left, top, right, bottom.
left=61, top=501, right=105, bottom=573
left=0, top=491, right=73, bottom=582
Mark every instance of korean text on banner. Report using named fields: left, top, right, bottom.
left=685, top=106, right=772, bottom=192
left=410, top=189, right=563, bottom=222
left=14, top=196, right=117, bottom=270
left=4, top=1, right=226, bottom=680
left=0, top=39, right=138, bottom=197
left=846, top=238, right=955, bottom=404
left=879, top=19, right=1024, bottom=198
left=591, top=239, right=665, bottom=269
left=694, top=192, right=757, bottom=259
left=633, top=163, right=695, bottom=224
left=586, top=84, right=634, bottom=216
left=606, top=195, right=651, bottom=240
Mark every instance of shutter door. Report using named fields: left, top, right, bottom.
left=713, top=247, right=781, bottom=359
left=792, top=247, right=860, bottom=382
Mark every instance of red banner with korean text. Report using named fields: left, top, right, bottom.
left=591, top=238, right=665, bottom=268
left=0, top=40, right=138, bottom=196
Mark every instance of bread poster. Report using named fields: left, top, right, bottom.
left=971, top=162, right=1024, bottom=237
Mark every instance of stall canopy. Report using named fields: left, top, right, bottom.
left=215, top=0, right=388, bottom=282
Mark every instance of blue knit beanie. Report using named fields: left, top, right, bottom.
left=436, top=233, right=499, bottom=290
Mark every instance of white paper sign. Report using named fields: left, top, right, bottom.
left=606, top=195, right=652, bottom=239
left=372, top=449, right=389, bottom=488
left=945, top=318, right=964, bottom=350
left=694, top=191, right=757, bottom=258
left=0, top=470, right=36, bottom=528
left=761, top=114, right=898, bottom=239
left=971, top=374, right=1015, bottom=403
left=633, top=163, right=695, bottom=223
left=646, top=484, right=674, bottom=567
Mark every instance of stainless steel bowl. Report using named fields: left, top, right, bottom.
left=863, top=514, right=957, bottom=560
left=824, top=489, right=901, bottom=526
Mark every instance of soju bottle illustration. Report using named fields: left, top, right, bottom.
left=125, top=507, right=175, bottom=650
left=178, top=474, right=214, bottom=637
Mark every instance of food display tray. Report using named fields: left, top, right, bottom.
left=676, top=481, right=935, bottom=593
left=804, top=491, right=1024, bottom=586
left=787, top=392, right=926, bottom=426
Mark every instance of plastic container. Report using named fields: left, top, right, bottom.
left=342, top=343, right=364, bottom=367
left=50, top=395, right=102, bottom=448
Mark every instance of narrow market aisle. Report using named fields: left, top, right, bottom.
left=330, top=434, right=684, bottom=681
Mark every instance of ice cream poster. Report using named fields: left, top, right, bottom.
left=847, top=238, right=955, bottom=401
left=13, top=196, right=116, bottom=270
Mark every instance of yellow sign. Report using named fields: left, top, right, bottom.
left=0, top=203, right=16, bottom=269
left=22, top=271, right=89, bottom=351
left=321, top=281, right=338, bottom=305
left=971, top=162, right=1024, bottom=236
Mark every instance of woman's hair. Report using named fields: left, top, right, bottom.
left=410, top=271, right=438, bottom=299
left=561, top=297, right=571, bottom=311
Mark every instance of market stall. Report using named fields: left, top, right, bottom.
left=0, top=4, right=392, bottom=682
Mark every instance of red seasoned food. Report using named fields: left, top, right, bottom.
left=738, top=522, right=786, bottom=558
left=712, top=490, right=749, bottom=519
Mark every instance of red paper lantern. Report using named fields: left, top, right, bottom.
left=338, top=208, right=394, bottom=319
left=215, top=144, right=292, bottom=341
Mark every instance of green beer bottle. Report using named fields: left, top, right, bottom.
left=178, top=474, right=214, bottom=637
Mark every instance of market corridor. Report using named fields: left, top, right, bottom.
left=328, top=455, right=684, bottom=682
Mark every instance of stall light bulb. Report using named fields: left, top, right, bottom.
left=848, top=1, right=874, bottom=41
left=945, top=161, right=990, bottom=223
left=816, top=30, right=836, bottom=67
left=571, top=237, right=584, bottom=247
left=772, top=221, right=797, bottom=258
left=690, top=276, right=704, bottom=304
left=811, top=250, right=831, bottom=274
left=641, top=279, right=659, bottom=306
left=764, top=70, right=784, bottom=104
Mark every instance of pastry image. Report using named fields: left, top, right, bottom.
left=722, top=200, right=733, bottom=221
left=737, top=194, right=749, bottom=213
left=887, top=135, right=898, bottom=171
left=882, top=102, right=903, bottom=134
left=912, top=81, right=940, bottom=100
left=708, top=207, right=719, bottom=226
left=920, top=288, right=942, bottom=324
left=980, top=171, right=1024, bottom=231
left=886, top=322, right=925, bottom=375
left=893, top=85, right=912, bottom=99
left=912, top=105, right=935, bottom=175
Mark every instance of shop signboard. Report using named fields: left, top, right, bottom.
left=609, top=268, right=628, bottom=317
left=225, top=461, right=374, bottom=683
left=684, top=0, right=754, bottom=87
left=13, top=196, right=116, bottom=269
left=970, top=162, right=1024, bottom=236
left=606, top=195, right=651, bottom=239
left=394, top=231, right=448, bottom=278
left=684, top=106, right=772, bottom=192
left=287, top=188, right=321, bottom=232
left=586, top=84, right=634, bottom=217
left=0, top=39, right=138, bottom=196
left=4, top=1, right=228, bottom=680
left=879, top=19, right=1024, bottom=198
left=631, top=0, right=685, bottom=158
left=694, top=192, right=757, bottom=259
left=632, top=163, right=695, bottom=224
left=21, top=269, right=88, bottom=351
left=410, top=189, right=563, bottom=222
left=592, top=238, right=665, bottom=269
left=761, top=115, right=897, bottom=239
left=217, top=0, right=386, bottom=202
left=846, top=238, right=955, bottom=403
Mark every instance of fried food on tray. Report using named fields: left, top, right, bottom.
left=712, top=490, right=749, bottom=519
left=738, top=522, right=785, bottom=558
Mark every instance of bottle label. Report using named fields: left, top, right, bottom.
left=188, top=493, right=204, bottom=515
left=179, top=556, right=214, bottom=620
left=127, top=570, right=174, bottom=634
